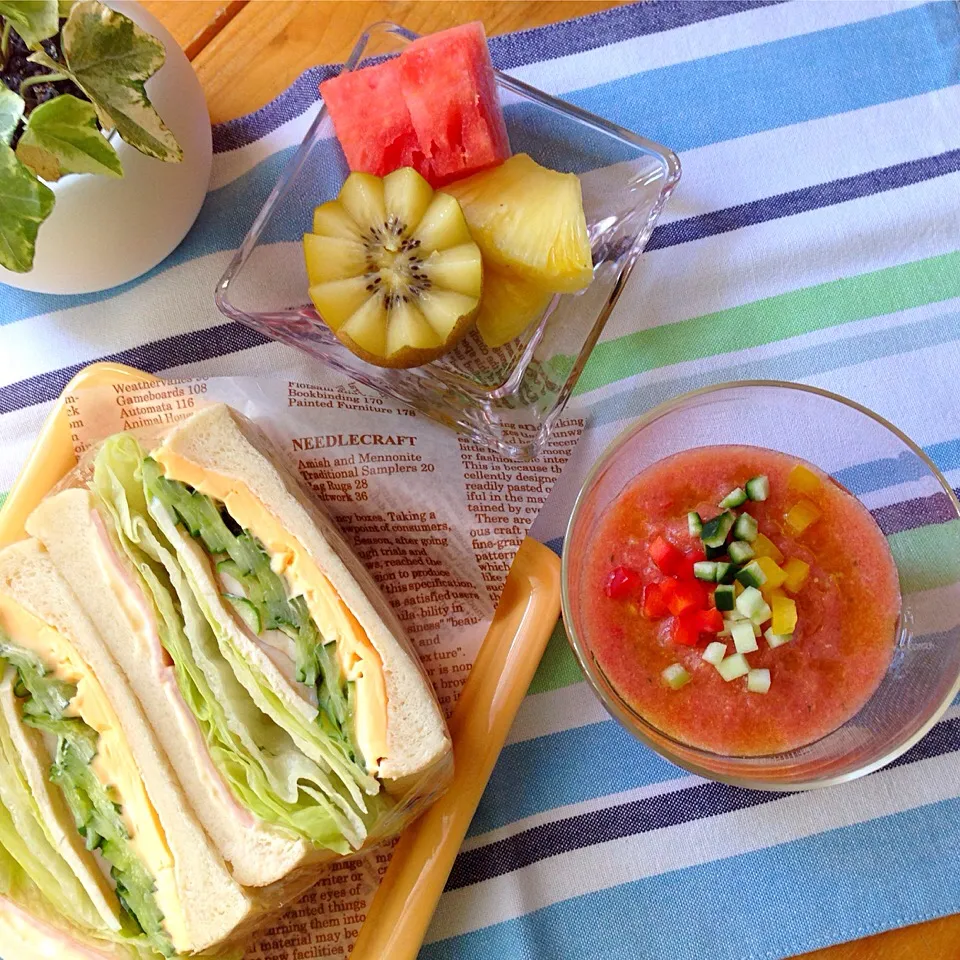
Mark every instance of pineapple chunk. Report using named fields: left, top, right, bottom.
left=445, top=153, right=593, bottom=293
left=781, top=557, right=811, bottom=594
left=476, top=264, right=553, bottom=348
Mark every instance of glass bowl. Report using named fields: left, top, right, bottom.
left=215, top=21, right=680, bottom=461
left=562, top=381, right=960, bottom=790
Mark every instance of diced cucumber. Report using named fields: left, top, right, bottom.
left=735, top=585, right=766, bottom=619
left=745, top=476, right=770, bottom=502
left=701, top=511, right=735, bottom=549
left=715, top=562, right=735, bottom=585
left=702, top=642, right=727, bottom=666
left=733, top=513, right=758, bottom=543
left=662, top=664, right=691, bottom=690
left=764, top=628, right=792, bottom=649
left=747, top=668, right=771, bottom=693
left=714, top=583, right=736, bottom=611
left=731, top=621, right=758, bottom=654
left=719, top=487, right=748, bottom=509
left=693, top=561, right=718, bottom=581
left=687, top=512, right=703, bottom=537
left=716, top=653, right=750, bottom=681
left=705, top=543, right=726, bottom=560
left=750, top=602, right=772, bottom=626
left=224, top=594, right=262, bottom=634
left=735, top=560, right=766, bottom=589
left=728, top=541, right=755, bottom=564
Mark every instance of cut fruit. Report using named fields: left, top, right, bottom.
left=399, top=22, right=511, bottom=185
left=445, top=153, right=593, bottom=293
left=319, top=22, right=510, bottom=187
left=305, top=167, right=482, bottom=368
left=319, top=58, right=424, bottom=178
left=475, top=263, right=554, bottom=348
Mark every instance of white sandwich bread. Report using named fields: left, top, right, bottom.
left=26, top=402, right=452, bottom=896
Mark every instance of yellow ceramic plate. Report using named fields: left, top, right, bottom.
left=0, top=361, right=561, bottom=960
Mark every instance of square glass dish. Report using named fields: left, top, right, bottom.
left=216, top=22, right=680, bottom=460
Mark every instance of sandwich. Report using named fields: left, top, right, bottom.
left=27, top=403, right=452, bottom=893
left=0, top=539, right=253, bottom=959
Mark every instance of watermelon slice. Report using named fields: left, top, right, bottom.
left=399, top=22, right=511, bottom=185
left=319, top=58, right=425, bottom=177
left=319, top=22, right=510, bottom=187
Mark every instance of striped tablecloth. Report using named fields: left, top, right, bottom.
left=3, top=3, right=960, bottom=958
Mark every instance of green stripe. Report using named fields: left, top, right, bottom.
left=0, top=491, right=6, bottom=511
left=890, top=520, right=960, bottom=594
left=533, top=521, right=960, bottom=696
left=528, top=619, right=584, bottom=695
left=576, top=251, right=960, bottom=395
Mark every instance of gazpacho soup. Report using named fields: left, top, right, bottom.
left=581, top=445, right=901, bottom=756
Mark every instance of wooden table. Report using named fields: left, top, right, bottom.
left=142, top=3, right=960, bottom=958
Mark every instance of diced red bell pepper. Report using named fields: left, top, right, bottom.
left=672, top=611, right=701, bottom=646
left=648, top=535, right=685, bottom=576
left=694, top=607, right=724, bottom=633
left=605, top=566, right=642, bottom=600
left=675, top=546, right=707, bottom=581
left=662, top=578, right=709, bottom=616
left=642, top=582, right=668, bottom=619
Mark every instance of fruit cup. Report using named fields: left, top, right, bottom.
left=216, top=21, right=680, bottom=460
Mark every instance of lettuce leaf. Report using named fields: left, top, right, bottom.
left=93, top=435, right=390, bottom=851
left=0, top=665, right=103, bottom=930
left=0, top=638, right=174, bottom=957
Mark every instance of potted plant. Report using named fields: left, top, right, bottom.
left=0, top=0, right=212, bottom=294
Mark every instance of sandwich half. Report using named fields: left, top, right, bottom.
left=28, top=403, right=452, bottom=890
left=0, top=539, right=252, bottom=957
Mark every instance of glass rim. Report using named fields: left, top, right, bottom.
left=560, top=379, right=960, bottom=791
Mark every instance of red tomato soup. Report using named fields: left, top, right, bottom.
left=580, top=445, right=901, bottom=756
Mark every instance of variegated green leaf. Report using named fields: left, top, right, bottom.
left=16, top=92, right=121, bottom=180
left=0, top=142, right=55, bottom=272
left=60, top=0, right=181, bottom=162
left=0, top=81, right=25, bottom=146
left=0, top=0, right=58, bottom=47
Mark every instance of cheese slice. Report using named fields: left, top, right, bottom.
left=0, top=595, right=184, bottom=947
left=153, top=451, right=389, bottom=772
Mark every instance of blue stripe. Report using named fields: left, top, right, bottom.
left=423, top=796, right=960, bottom=960
left=835, top=437, right=960, bottom=495
left=564, top=2, right=959, bottom=154
left=2, top=4, right=955, bottom=332
left=455, top=713, right=960, bottom=889
left=467, top=719, right=682, bottom=838
left=647, top=148, right=960, bottom=251
left=211, top=1, right=787, bottom=153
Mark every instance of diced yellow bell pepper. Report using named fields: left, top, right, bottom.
left=734, top=580, right=744, bottom=597
left=785, top=499, right=822, bottom=535
left=788, top=463, right=822, bottom=495
left=753, top=532, right=784, bottom=563
left=771, top=590, right=797, bottom=635
left=755, top=556, right=788, bottom=591
left=781, top=557, right=810, bottom=593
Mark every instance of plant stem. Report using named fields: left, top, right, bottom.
left=18, top=72, right=69, bottom=91
left=0, top=20, right=11, bottom=71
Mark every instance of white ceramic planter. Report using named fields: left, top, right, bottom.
left=0, top=1, right=213, bottom=295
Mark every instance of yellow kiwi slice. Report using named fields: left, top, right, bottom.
left=304, top=168, right=483, bottom=368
